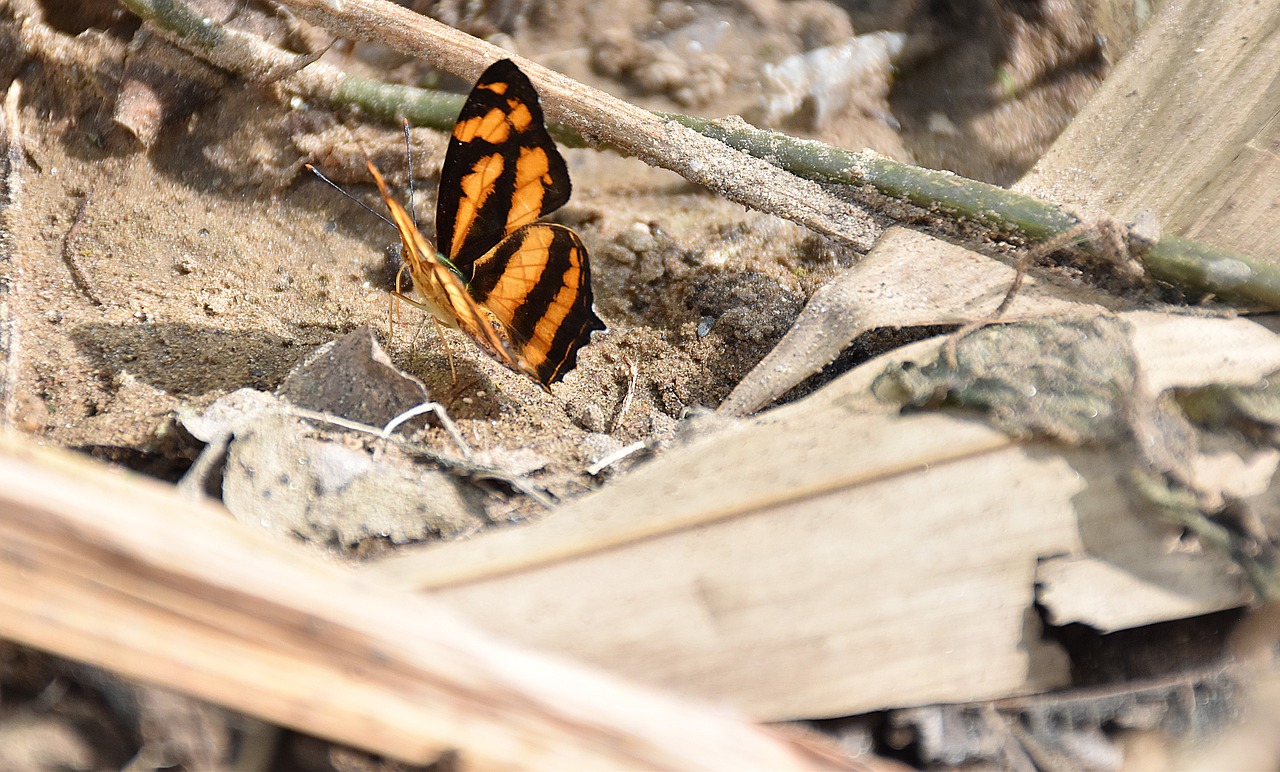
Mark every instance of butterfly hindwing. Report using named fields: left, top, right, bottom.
left=437, top=59, right=571, bottom=278
left=468, top=223, right=606, bottom=385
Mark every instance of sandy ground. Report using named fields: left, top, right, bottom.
left=2, top=0, right=1117, bottom=495
left=0, top=0, right=1140, bottom=767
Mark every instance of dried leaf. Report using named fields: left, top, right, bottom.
left=871, top=316, right=1137, bottom=444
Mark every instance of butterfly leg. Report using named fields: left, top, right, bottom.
left=431, top=316, right=459, bottom=383
left=390, top=289, right=459, bottom=382
left=387, top=293, right=398, bottom=349
left=387, top=264, right=415, bottom=348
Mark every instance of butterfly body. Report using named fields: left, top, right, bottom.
left=370, top=59, right=604, bottom=389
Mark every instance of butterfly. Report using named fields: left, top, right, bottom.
left=366, top=59, right=604, bottom=390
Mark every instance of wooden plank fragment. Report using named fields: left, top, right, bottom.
left=368, top=311, right=1280, bottom=719
left=1014, top=0, right=1280, bottom=261
left=1038, top=555, right=1250, bottom=633
left=0, top=433, right=856, bottom=770
left=370, top=384, right=1086, bottom=719
left=406, top=431, right=1083, bottom=718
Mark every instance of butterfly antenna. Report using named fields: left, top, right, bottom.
left=304, top=163, right=396, bottom=229
left=402, top=119, right=418, bottom=230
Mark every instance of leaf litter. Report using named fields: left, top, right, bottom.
left=5, top=0, right=1280, bottom=768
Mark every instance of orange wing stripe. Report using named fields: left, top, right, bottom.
left=435, top=60, right=571, bottom=273
left=505, top=146, right=551, bottom=228
left=451, top=153, right=505, bottom=261
left=453, top=107, right=512, bottom=144
left=478, top=226, right=553, bottom=322
left=505, top=100, right=533, bottom=131
left=523, top=269, right=580, bottom=367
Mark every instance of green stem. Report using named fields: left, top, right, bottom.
left=1143, top=235, right=1280, bottom=309
left=663, top=113, right=1280, bottom=308
left=327, top=75, right=588, bottom=151
left=119, top=0, right=221, bottom=47
left=122, top=0, right=1280, bottom=310
left=331, top=74, right=462, bottom=129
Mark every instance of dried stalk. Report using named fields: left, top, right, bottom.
left=0, top=432, right=854, bottom=769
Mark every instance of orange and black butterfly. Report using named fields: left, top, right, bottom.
left=363, top=59, right=604, bottom=390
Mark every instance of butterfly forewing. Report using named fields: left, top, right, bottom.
left=469, top=223, right=606, bottom=384
left=437, top=59, right=571, bottom=278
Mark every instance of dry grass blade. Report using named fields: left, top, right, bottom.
left=0, top=433, right=857, bottom=769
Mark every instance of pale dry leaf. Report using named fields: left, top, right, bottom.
left=222, top=411, right=486, bottom=551
left=720, top=227, right=1119, bottom=416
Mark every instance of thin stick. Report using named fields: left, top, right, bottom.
left=0, top=79, right=26, bottom=430
left=380, top=400, right=471, bottom=457
left=288, top=405, right=553, bottom=507
left=61, top=187, right=105, bottom=306
left=586, top=440, right=651, bottom=476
